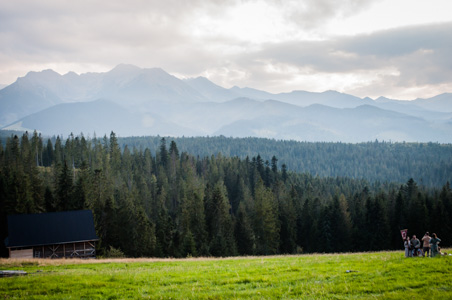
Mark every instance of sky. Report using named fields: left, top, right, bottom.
left=1, top=0, right=452, bottom=100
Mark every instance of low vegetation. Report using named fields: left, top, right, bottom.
left=1, top=251, right=451, bottom=299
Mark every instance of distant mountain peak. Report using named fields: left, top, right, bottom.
left=2, top=64, right=452, bottom=142
left=142, top=67, right=172, bottom=77
left=185, top=76, right=222, bottom=87
left=110, top=64, right=141, bottom=72
left=109, top=64, right=171, bottom=76
left=22, top=69, right=61, bottom=81
left=63, top=71, right=79, bottom=79
left=323, top=90, right=341, bottom=94
left=375, top=96, right=392, bottom=102
left=192, top=76, right=211, bottom=82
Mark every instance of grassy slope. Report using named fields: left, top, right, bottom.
left=1, top=251, right=451, bottom=299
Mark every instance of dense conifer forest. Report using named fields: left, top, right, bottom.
left=1, top=131, right=451, bottom=257
left=119, top=136, right=452, bottom=188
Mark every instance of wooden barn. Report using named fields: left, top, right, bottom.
left=5, top=210, right=99, bottom=259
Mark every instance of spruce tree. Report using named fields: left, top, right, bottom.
left=253, top=179, right=279, bottom=255
left=235, top=202, right=256, bottom=255
left=206, top=181, right=237, bottom=256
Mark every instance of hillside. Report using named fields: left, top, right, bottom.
left=2, top=132, right=451, bottom=259
left=118, top=136, right=452, bottom=188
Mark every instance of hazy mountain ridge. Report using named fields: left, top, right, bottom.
left=1, top=64, right=451, bottom=142
left=184, top=76, right=240, bottom=102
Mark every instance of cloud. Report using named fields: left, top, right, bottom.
left=0, top=0, right=378, bottom=62
left=279, top=0, right=378, bottom=30
left=340, top=22, right=452, bottom=57
left=0, top=0, right=243, bottom=80
left=227, top=22, right=452, bottom=98
left=0, top=0, right=451, bottom=99
left=250, top=22, right=452, bottom=71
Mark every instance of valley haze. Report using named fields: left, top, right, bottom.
left=1, top=64, right=451, bottom=143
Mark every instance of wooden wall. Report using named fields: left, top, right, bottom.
left=10, top=249, right=33, bottom=259
left=9, top=241, right=96, bottom=259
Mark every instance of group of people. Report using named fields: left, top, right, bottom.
left=404, top=232, right=443, bottom=257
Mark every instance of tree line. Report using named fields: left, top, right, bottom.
left=1, top=131, right=451, bottom=258
left=119, top=135, right=452, bottom=188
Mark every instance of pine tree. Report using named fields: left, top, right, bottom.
left=109, top=131, right=121, bottom=173
left=328, top=194, right=352, bottom=252
left=155, top=187, right=174, bottom=257
left=278, top=191, right=297, bottom=254
left=364, top=194, right=390, bottom=250
left=31, top=130, right=42, bottom=167
left=430, top=183, right=452, bottom=244
left=281, top=164, right=288, bottom=183
left=350, top=188, right=369, bottom=251
left=235, top=202, right=256, bottom=255
left=253, top=179, right=279, bottom=255
left=158, top=138, right=169, bottom=168
left=271, top=156, right=278, bottom=173
left=318, top=206, right=333, bottom=252
left=43, top=139, right=54, bottom=167
left=134, top=206, right=156, bottom=257
left=298, top=198, right=313, bottom=253
left=56, top=161, right=74, bottom=211
left=206, top=181, right=237, bottom=256
left=73, top=161, right=90, bottom=210
left=4, top=135, right=35, bottom=214
left=53, top=136, right=63, bottom=166
left=96, top=196, right=119, bottom=255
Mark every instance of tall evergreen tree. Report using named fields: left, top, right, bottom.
left=235, top=202, right=256, bottom=255
left=109, top=131, right=121, bottom=173
left=206, top=181, right=237, bottom=256
left=278, top=191, right=298, bottom=254
left=317, top=206, right=333, bottom=252
left=158, top=138, right=169, bottom=168
left=365, top=194, right=390, bottom=250
left=56, top=161, right=74, bottom=211
left=328, top=194, right=352, bottom=252
left=154, top=187, right=174, bottom=257
left=43, top=139, right=54, bottom=167
left=253, top=179, right=279, bottom=255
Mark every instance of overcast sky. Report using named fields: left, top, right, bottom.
left=1, top=0, right=451, bottom=99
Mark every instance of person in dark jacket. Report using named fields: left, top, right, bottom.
left=430, top=233, right=441, bottom=257
left=411, top=235, right=421, bottom=256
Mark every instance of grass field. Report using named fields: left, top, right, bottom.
left=1, top=251, right=451, bottom=299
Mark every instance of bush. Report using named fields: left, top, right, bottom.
left=105, top=246, right=125, bottom=258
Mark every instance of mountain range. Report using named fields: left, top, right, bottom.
left=1, top=64, right=451, bottom=142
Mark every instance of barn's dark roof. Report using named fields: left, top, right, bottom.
left=5, top=210, right=99, bottom=248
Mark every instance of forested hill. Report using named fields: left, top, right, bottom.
left=1, top=132, right=451, bottom=258
left=119, top=136, right=452, bottom=188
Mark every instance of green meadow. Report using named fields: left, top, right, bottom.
left=1, top=251, right=451, bottom=299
